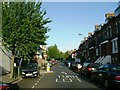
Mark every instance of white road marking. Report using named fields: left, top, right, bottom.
left=56, top=74, right=82, bottom=83
left=77, top=79, right=81, bottom=82
left=69, top=76, right=72, bottom=78
left=56, top=79, right=58, bottom=82
left=62, top=75, right=65, bottom=78
left=63, top=79, right=65, bottom=82
left=75, top=76, right=79, bottom=78
left=69, top=79, right=72, bottom=82
left=64, top=72, right=67, bottom=75
left=66, top=75, right=69, bottom=78
left=61, top=72, right=67, bottom=75
left=58, top=75, right=60, bottom=78
left=32, top=86, right=35, bottom=88
left=32, top=74, right=44, bottom=88
left=72, top=75, right=75, bottom=78
left=61, top=72, right=65, bottom=74
left=35, top=83, right=37, bottom=86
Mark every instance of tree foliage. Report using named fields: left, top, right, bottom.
left=47, top=44, right=60, bottom=59
left=47, top=44, right=70, bottom=60
left=2, top=2, right=51, bottom=78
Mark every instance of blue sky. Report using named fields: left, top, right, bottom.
left=41, top=2, right=118, bottom=52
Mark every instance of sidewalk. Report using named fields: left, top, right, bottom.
left=0, top=73, right=22, bottom=84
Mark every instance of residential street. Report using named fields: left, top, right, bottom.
left=17, top=63, right=102, bottom=89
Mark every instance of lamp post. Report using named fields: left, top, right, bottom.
left=78, top=33, right=83, bottom=46
left=78, top=33, right=82, bottom=36
left=77, top=33, right=83, bottom=60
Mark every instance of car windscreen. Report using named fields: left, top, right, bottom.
left=22, top=63, right=37, bottom=69
left=28, top=63, right=37, bottom=69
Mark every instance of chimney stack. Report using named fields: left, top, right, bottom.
left=88, top=32, right=92, bottom=37
left=105, top=12, right=115, bottom=19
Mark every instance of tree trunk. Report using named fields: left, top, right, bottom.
left=10, top=50, right=15, bottom=78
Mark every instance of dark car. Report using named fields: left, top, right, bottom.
left=79, top=62, right=91, bottom=75
left=0, top=81, right=9, bottom=90
left=71, top=61, right=82, bottom=71
left=80, top=63, right=100, bottom=77
left=21, top=63, right=40, bottom=77
left=91, top=63, right=120, bottom=88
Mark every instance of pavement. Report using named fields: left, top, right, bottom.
left=0, top=69, right=53, bottom=84
left=0, top=73, right=22, bottom=84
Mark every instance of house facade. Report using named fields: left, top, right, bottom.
left=77, top=2, right=120, bottom=65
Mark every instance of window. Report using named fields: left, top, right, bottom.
left=107, top=30, right=109, bottom=38
left=112, top=38, right=118, bottom=53
left=110, top=29, right=112, bottom=37
left=116, top=22, right=119, bottom=33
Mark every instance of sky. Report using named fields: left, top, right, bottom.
left=41, top=1, right=119, bottom=52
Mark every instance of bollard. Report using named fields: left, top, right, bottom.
left=46, top=63, right=50, bottom=72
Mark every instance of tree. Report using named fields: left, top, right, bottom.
left=47, top=44, right=60, bottom=60
left=63, top=51, right=69, bottom=60
left=2, top=2, right=51, bottom=78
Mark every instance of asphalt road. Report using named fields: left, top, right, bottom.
left=18, top=63, right=103, bottom=89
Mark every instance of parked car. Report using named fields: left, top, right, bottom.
left=79, top=62, right=91, bottom=75
left=21, top=63, right=40, bottom=77
left=91, top=63, right=120, bottom=88
left=80, top=63, right=100, bottom=77
left=71, top=61, right=82, bottom=71
left=0, top=81, right=10, bottom=90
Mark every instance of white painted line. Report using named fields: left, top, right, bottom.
left=72, top=75, right=75, bottom=78
left=66, top=75, right=69, bottom=78
left=39, top=74, right=44, bottom=81
left=35, top=83, right=37, bottom=86
left=64, top=72, right=67, bottom=75
left=75, top=76, right=79, bottom=78
left=61, top=72, right=65, bottom=74
left=58, top=75, right=60, bottom=78
left=77, top=79, right=81, bottom=82
left=32, top=74, right=44, bottom=88
left=56, top=79, right=58, bottom=82
left=69, top=79, right=72, bottom=82
left=32, top=86, right=35, bottom=88
left=63, top=79, right=65, bottom=82
left=61, top=72, right=67, bottom=75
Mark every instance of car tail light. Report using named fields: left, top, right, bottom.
left=0, top=86, right=9, bottom=90
left=114, top=76, right=120, bottom=81
left=88, top=68, right=92, bottom=71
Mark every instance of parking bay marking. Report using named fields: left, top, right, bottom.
left=56, top=75, right=81, bottom=83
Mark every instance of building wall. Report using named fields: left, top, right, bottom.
left=0, top=39, right=11, bottom=75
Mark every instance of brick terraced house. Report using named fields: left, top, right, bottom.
left=77, top=2, right=120, bottom=65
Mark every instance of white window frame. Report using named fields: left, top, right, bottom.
left=111, top=37, right=118, bottom=53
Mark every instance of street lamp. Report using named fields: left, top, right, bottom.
left=78, top=33, right=83, bottom=45
left=78, top=33, right=82, bottom=36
